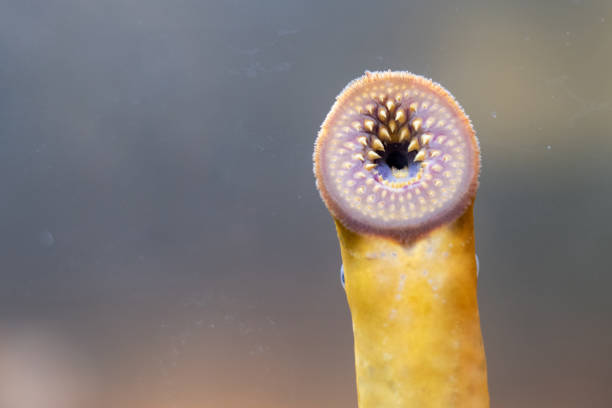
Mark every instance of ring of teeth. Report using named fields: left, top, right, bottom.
left=318, top=72, right=476, bottom=226
left=346, top=95, right=446, bottom=191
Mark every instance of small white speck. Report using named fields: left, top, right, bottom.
left=38, top=230, right=55, bottom=247
left=546, top=145, right=552, bottom=150
left=490, top=111, right=497, bottom=118
left=395, top=274, right=405, bottom=295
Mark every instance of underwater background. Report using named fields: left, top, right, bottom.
left=1, top=0, right=611, bottom=407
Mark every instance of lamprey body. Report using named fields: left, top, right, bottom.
left=314, top=71, right=489, bottom=407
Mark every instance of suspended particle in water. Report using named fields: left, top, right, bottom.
left=38, top=230, right=55, bottom=247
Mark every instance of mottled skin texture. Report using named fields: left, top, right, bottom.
left=336, top=206, right=488, bottom=407
left=314, top=71, right=489, bottom=407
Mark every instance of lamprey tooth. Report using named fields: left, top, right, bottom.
left=365, top=103, right=375, bottom=114
left=407, top=138, right=420, bottom=152
left=357, top=136, right=368, bottom=146
left=365, top=163, right=377, bottom=171
left=414, top=149, right=426, bottom=162
left=364, top=119, right=375, bottom=132
left=378, top=126, right=391, bottom=141
left=385, top=100, right=395, bottom=112
left=371, top=137, right=385, bottom=151
left=398, top=126, right=410, bottom=142
left=430, top=150, right=441, bottom=158
left=394, top=109, right=406, bottom=124
left=388, top=120, right=397, bottom=134
left=378, top=107, right=388, bottom=122
left=352, top=153, right=365, bottom=161
left=421, top=132, right=433, bottom=146
left=411, top=117, right=423, bottom=132
left=409, top=102, right=418, bottom=113
left=367, top=151, right=382, bottom=161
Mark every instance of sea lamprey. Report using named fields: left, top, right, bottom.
left=314, top=71, right=489, bottom=407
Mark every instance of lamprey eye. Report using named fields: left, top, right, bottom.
left=314, top=71, right=480, bottom=241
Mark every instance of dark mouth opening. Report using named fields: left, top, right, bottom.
left=385, top=150, right=409, bottom=169
left=379, top=144, right=420, bottom=179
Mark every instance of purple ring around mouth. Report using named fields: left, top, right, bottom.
left=314, top=71, right=480, bottom=242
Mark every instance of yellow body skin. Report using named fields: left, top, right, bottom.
left=337, top=205, right=489, bottom=407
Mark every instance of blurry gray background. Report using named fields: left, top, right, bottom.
left=1, top=0, right=611, bottom=407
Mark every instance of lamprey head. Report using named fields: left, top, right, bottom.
left=314, top=71, right=480, bottom=242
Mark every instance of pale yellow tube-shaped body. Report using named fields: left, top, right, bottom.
left=336, top=205, right=488, bottom=407
left=314, top=71, right=489, bottom=407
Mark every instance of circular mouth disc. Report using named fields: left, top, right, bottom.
left=314, top=71, right=480, bottom=241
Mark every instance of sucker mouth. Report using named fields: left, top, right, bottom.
left=314, top=71, right=480, bottom=240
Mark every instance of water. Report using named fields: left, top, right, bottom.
left=0, top=1, right=611, bottom=407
